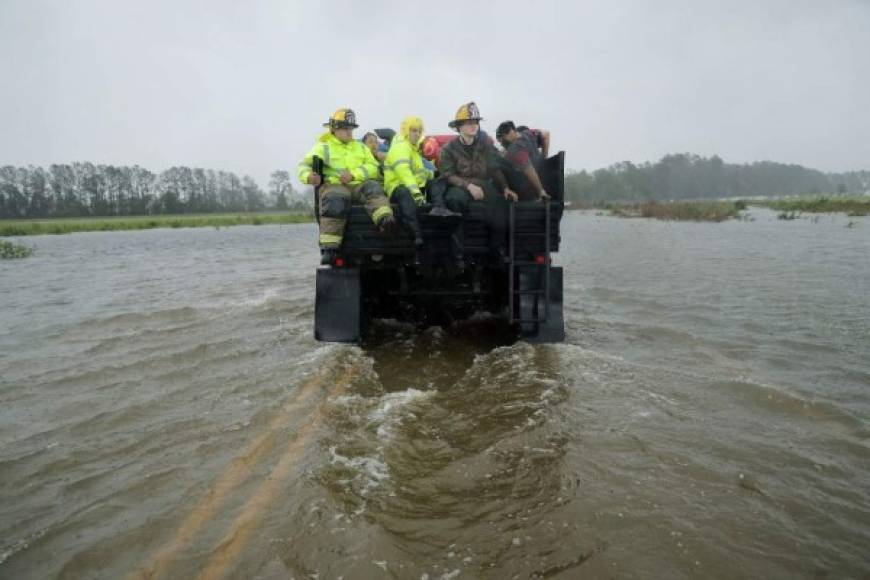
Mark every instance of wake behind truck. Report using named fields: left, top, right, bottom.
left=313, top=139, right=566, bottom=344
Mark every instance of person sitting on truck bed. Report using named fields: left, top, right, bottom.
left=434, top=101, right=519, bottom=261
left=496, top=121, right=551, bottom=201
left=384, top=116, right=433, bottom=255
left=362, top=131, right=387, bottom=182
left=517, top=125, right=550, bottom=157
left=421, top=130, right=496, bottom=172
left=362, top=132, right=388, bottom=166
left=297, top=108, right=396, bottom=265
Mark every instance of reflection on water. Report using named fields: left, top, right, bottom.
left=1, top=211, right=869, bottom=578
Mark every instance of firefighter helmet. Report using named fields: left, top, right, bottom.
left=323, top=108, right=359, bottom=129
left=448, top=101, right=483, bottom=129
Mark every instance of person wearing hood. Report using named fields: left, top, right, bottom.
left=297, top=108, right=396, bottom=264
left=384, top=116, right=433, bottom=253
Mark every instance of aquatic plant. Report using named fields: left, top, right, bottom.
left=608, top=201, right=743, bottom=222
left=759, top=196, right=870, bottom=216
left=0, top=240, right=33, bottom=259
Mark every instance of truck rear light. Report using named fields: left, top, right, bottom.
left=334, top=257, right=345, bottom=267
left=535, top=254, right=547, bottom=265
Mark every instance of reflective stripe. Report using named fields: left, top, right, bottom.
left=372, top=205, right=393, bottom=223
left=319, top=233, right=342, bottom=246
left=387, top=159, right=412, bottom=170
left=321, top=143, right=330, bottom=166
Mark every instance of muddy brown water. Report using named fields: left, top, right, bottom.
left=1, top=209, right=868, bottom=579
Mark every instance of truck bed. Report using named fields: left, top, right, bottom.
left=339, top=151, right=565, bottom=261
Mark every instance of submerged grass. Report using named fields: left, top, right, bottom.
left=608, top=200, right=744, bottom=222
left=0, top=239, right=33, bottom=259
left=755, top=197, right=870, bottom=216
left=0, top=212, right=313, bottom=237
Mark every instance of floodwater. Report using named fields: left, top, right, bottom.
left=1, top=209, right=868, bottom=579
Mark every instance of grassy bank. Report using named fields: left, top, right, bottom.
left=608, top=200, right=745, bottom=222
left=0, top=212, right=314, bottom=237
left=754, top=196, right=870, bottom=216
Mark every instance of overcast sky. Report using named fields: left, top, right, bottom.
left=1, top=0, right=868, bottom=186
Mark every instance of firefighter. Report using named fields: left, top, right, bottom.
left=496, top=121, right=551, bottom=201
left=297, top=109, right=396, bottom=264
left=384, top=116, right=433, bottom=256
left=435, top=102, right=518, bottom=262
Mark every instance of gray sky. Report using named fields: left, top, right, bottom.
left=1, top=0, right=868, bottom=187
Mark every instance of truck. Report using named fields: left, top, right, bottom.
left=313, top=141, right=566, bottom=344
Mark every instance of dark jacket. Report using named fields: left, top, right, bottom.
left=439, top=136, right=509, bottom=192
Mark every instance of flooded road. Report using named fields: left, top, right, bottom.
left=1, top=209, right=868, bottom=579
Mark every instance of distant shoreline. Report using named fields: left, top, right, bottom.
left=0, top=212, right=314, bottom=237
left=570, top=196, right=869, bottom=222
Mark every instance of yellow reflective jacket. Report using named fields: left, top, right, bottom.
left=297, top=131, right=380, bottom=187
left=384, top=135, right=433, bottom=202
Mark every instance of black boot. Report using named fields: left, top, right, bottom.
left=429, top=206, right=461, bottom=218
left=377, top=214, right=397, bottom=234
left=320, top=249, right=338, bottom=265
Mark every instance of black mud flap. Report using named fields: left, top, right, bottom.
left=519, top=266, right=565, bottom=343
left=315, top=267, right=361, bottom=343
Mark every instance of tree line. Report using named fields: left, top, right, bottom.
left=3, top=155, right=869, bottom=219
left=0, top=164, right=311, bottom=219
left=565, top=153, right=870, bottom=205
